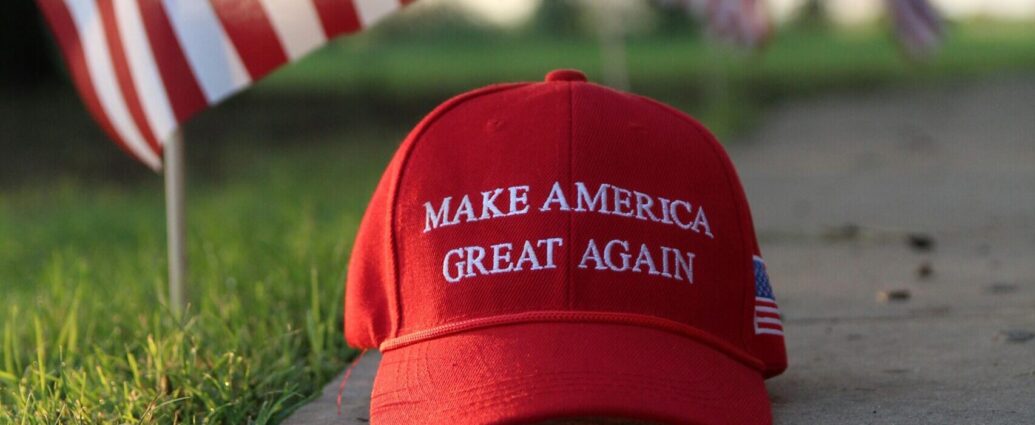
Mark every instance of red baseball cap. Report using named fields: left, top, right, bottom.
left=344, top=69, right=787, bottom=425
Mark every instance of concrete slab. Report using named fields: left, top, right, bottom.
left=735, top=77, right=1035, bottom=424
left=286, top=77, right=1035, bottom=424
left=283, top=351, right=381, bottom=425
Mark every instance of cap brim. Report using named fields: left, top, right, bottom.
left=370, top=321, right=771, bottom=425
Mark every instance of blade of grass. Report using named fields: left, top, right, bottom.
left=32, top=316, right=45, bottom=395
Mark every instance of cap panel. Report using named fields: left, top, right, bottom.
left=393, top=83, right=571, bottom=334
left=346, top=83, right=529, bottom=346
left=639, top=96, right=788, bottom=377
left=723, top=167, right=788, bottom=377
left=345, top=159, right=398, bottom=349
left=566, top=83, right=752, bottom=349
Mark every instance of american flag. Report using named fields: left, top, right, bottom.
left=665, top=0, right=943, bottom=56
left=753, top=255, right=783, bottom=336
left=35, top=0, right=412, bottom=170
left=665, top=0, right=772, bottom=48
left=703, top=0, right=771, bottom=48
left=886, top=0, right=944, bottom=59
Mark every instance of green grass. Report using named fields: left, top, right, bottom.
left=0, top=140, right=396, bottom=423
left=3, top=21, right=1035, bottom=424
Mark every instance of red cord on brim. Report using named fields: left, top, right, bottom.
left=337, top=349, right=368, bottom=417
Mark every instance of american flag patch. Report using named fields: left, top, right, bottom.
left=753, top=256, right=783, bottom=336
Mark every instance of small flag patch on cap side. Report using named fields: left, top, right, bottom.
left=753, top=256, right=783, bottom=336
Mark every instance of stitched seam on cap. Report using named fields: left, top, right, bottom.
left=692, top=125, right=756, bottom=352
left=387, top=82, right=530, bottom=338
left=634, top=95, right=756, bottom=351
left=566, top=81, right=575, bottom=310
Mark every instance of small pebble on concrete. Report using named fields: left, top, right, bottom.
left=998, top=329, right=1035, bottom=343
left=824, top=223, right=861, bottom=241
left=877, top=289, right=912, bottom=303
left=907, top=233, right=935, bottom=252
left=916, top=261, right=934, bottom=279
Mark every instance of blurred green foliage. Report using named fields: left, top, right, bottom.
left=790, top=0, right=832, bottom=32
left=530, top=0, right=588, bottom=37
left=651, top=2, right=702, bottom=36
left=256, top=21, right=1035, bottom=140
left=361, top=0, right=500, bottom=42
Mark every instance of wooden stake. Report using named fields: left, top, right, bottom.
left=164, top=130, right=187, bottom=313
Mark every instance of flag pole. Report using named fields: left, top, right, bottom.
left=165, top=129, right=188, bottom=313
left=594, top=0, right=630, bottom=91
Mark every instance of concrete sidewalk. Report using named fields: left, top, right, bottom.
left=286, top=78, right=1035, bottom=424
left=736, top=77, right=1035, bottom=424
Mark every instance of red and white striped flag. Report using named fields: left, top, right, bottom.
left=36, top=0, right=412, bottom=170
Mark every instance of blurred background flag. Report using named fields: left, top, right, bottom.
left=886, top=0, right=945, bottom=58
left=35, top=0, right=412, bottom=170
left=661, top=0, right=943, bottom=55
left=662, top=0, right=773, bottom=48
left=699, top=0, right=773, bottom=48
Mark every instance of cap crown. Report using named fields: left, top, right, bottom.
left=345, top=75, right=786, bottom=377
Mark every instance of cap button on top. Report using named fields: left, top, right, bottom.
left=545, top=69, right=587, bottom=83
